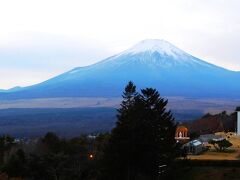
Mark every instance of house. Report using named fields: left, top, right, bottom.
left=175, top=126, right=190, bottom=142
left=182, top=140, right=204, bottom=155
left=199, top=134, right=224, bottom=143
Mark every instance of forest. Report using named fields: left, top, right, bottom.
left=0, top=82, right=182, bottom=180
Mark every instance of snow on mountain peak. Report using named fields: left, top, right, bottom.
left=122, top=39, right=186, bottom=57
left=70, top=39, right=218, bottom=74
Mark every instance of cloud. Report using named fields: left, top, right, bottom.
left=0, top=33, right=113, bottom=88
left=0, top=0, right=239, bottom=88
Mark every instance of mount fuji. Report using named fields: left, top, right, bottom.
left=1, top=39, right=240, bottom=100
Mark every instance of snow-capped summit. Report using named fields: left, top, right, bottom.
left=122, top=39, right=186, bottom=58
left=99, top=39, right=215, bottom=70
left=0, top=39, right=240, bottom=100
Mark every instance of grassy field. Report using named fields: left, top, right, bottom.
left=188, top=150, right=240, bottom=160
left=178, top=167, right=240, bottom=180
left=178, top=132, right=240, bottom=179
left=0, top=97, right=239, bottom=115
left=187, top=132, right=240, bottom=160
left=216, top=132, right=240, bottom=148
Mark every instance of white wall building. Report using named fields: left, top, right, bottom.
left=237, top=109, right=240, bottom=135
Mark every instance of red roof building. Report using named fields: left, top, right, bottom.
left=175, top=126, right=190, bottom=141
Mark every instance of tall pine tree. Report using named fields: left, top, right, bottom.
left=139, top=88, right=178, bottom=178
left=101, top=82, right=178, bottom=180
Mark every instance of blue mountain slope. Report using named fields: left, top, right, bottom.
left=1, top=39, right=240, bottom=99
left=0, top=86, right=22, bottom=93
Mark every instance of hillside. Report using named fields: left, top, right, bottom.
left=1, top=39, right=240, bottom=100
left=185, top=112, right=237, bottom=134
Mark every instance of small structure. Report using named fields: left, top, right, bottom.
left=182, top=140, right=204, bottom=155
left=236, top=107, right=240, bottom=135
left=175, top=126, right=190, bottom=141
left=199, top=134, right=224, bottom=144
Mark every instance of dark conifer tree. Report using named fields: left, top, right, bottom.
left=139, top=88, right=178, bottom=178
left=102, top=82, right=178, bottom=180
left=102, top=81, right=139, bottom=180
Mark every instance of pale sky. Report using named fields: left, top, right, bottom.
left=0, top=0, right=239, bottom=89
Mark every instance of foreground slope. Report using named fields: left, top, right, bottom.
left=1, top=39, right=240, bottom=99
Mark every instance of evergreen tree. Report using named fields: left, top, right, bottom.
left=102, top=81, right=139, bottom=180
left=0, top=135, right=15, bottom=163
left=209, top=139, right=233, bottom=152
left=102, top=82, right=178, bottom=180
left=2, top=149, right=28, bottom=178
left=139, top=88, right=177, bottom=178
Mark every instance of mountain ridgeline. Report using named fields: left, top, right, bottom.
left=1, top=39, right=240, bottom=99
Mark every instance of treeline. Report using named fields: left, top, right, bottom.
left=0, top=133, right=108, bottom=179
left=185, top=110, right=238, bottom=135
left=0, top=107, right=116, bottom=137
left=0, top=82, right=181, bottom=180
